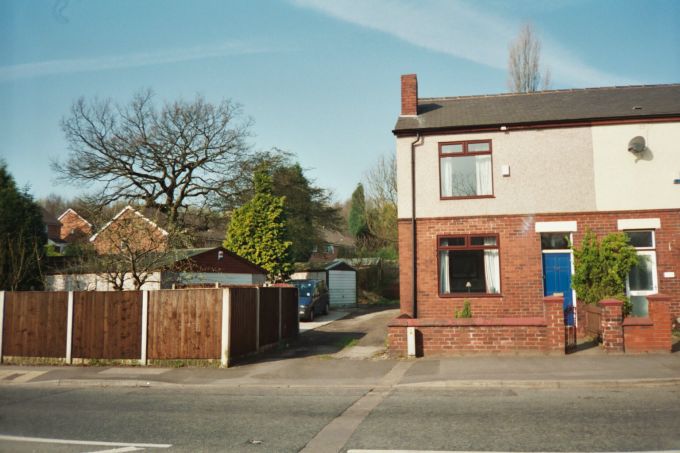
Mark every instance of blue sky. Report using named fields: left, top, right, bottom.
left=1, top=0, right=678, bottom=204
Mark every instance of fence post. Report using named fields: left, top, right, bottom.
left=278, top=287, right=282, bottom=341
left=255, top=287, right=260, bottom=351
left=140, top=291, right=149, bottom=366
left=220, top=288, right=231, bottom=367
left=0, top=291, right=4, bottom=363
left=66, top=291, right=74, bottom=364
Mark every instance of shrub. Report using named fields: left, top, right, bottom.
left=455, top=300, right=473, bottom=318
left=572, top=230, right=638, bottom=314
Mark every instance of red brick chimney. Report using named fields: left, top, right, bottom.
left=401, top=74, right=418, bottom=116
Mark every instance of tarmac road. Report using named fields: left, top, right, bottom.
left=0, top=384, right=679, bottom=452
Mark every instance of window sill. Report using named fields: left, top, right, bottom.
left=438, top=293, right=503, bottom=298
left=440, top=195, right=495, bottom=201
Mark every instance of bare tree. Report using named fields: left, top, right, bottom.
left=507, top=23, right=551, bottom=93
left=54, top=90, right=254, bottom=226
left=363, top=153, right=398, bottom=248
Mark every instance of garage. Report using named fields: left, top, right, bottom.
left=290, top=260, right=357, bottom=308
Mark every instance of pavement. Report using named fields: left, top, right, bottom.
left=0, top=305, right=678, bottom=390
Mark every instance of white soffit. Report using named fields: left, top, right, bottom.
left=617, top=218, right=661, bottom=230
left=535, top=221, right=578, bottom=233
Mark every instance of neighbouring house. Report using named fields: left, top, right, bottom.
left=291, top=259, right=357, bottom=307
left=390, top=74, right=680, bottom=355
left=309, top=229, right=356, bottom=262
left=45, top=246, right=267, bottom=290
left=41, top=208, right=68, bottom=253
left=90, top=205, right=169, bottom=255
left=58, top=208, right=93, bottom=243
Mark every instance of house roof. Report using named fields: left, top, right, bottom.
left=41, top=208, right=60, bottom=226
left=321, top=229, right=355, bottom=247
left=45, top=246, right=267, bottom=275
left=393, top=84, right=680, bottom=134
left=294, top=259, right=356, bottom=273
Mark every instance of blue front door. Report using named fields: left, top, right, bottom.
left=542, top=253, right=573, bottom=325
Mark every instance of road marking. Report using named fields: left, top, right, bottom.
left=0, top=370, right=47, bottom=382
left=85, top=447, right=143, bottom=453
left=300, top=361, right=414, bottom=453
left=0, top=434, right=171, bottom=449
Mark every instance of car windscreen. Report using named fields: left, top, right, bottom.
left=292, top=281, right=315, bottom=297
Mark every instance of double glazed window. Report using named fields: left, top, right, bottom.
left=439, top=140, right=493, bottom=198
left=438, top=235, right=500, bottom=295
left=626, top=230, right=657, bottom=316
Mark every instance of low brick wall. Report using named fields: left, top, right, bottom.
left=388, top=296, right=565, bottom=356
left=622, top=294, right=672, bottom=353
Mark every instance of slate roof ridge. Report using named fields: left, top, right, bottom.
left=419, top=83, right=680, bottom=102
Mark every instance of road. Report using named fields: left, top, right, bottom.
left=1, top=383, right=679, bottom=452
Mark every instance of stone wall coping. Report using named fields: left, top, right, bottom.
left=599, top=299, right=624, bottom=307
left=543, top=296, right=564, bottom=304
left=388, top=317, right=547, bottom=328
left=622, top=316, right=654, bottom=327
left=647, top=293, right=671, bottom=302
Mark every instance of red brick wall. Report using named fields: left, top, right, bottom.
left=388, top=297, right=565, bottom=356
left=398, top=209, right=680, bottom=323
left=59, top=210, right=92, bottom=242
left=623, top=294, right=672, bottom=353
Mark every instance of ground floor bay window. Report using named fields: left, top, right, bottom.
left=438, top=235, right=500, bottom=295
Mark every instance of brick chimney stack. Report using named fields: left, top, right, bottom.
left=401, top=74, right=418, bottom=116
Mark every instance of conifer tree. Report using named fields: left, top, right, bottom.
left=0, top=162, right=46, bottom=290
left=224, top=168, right=292, bottom=281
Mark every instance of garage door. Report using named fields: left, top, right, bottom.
left=328, top=270, right=356, bottom=306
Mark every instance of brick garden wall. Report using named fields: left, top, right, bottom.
left=388, top=296, right=564, bottom=356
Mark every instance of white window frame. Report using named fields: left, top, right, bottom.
left=625, top=230, right=658, bottom=303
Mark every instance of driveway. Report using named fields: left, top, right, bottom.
left=238, top=305, right=399, bottom=364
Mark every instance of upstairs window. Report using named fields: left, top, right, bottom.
left=440, top=140, right=493, bottom=198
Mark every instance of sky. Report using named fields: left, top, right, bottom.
left=1, top=0, right=678, bottom=205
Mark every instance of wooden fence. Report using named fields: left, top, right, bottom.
left=0, top=286, right=298, bottom=366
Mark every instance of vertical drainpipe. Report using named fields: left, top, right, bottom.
left=410, top=133, right=423, bottom=318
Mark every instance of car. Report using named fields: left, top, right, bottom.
left=288, top=279, right=329, bottom=321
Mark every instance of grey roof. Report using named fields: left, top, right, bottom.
left=393, top=84, right=680, bottom=134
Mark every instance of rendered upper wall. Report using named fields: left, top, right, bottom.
left=396, top=121, right=679, bottom=219
left=592, top=122, right=680, bottom=211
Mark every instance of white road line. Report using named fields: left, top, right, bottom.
left=0, top=434, right=171, bottom=448
left=85, top=447, right=143, bottom=453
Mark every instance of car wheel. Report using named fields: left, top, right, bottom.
left=323, top=303, right=329, bottom=316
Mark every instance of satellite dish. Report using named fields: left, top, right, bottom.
left=628, top=136, right=646, bottom=154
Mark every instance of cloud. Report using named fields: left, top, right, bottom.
left=293, top=0, right=633, bottom=87
left=0, top=41, right=270, bottom=82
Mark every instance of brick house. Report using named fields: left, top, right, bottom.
left=90, top=205, right=169, bottom=255
left=58, top=208, right=93, bottom=243
left=390, top=74, right=680, bottom=355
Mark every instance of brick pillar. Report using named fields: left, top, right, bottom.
left=647, top=294, right=672, bottom=352
left=543, top=295, right=565, bottom=353
left=401, top=74, right=418, bottom=116
left=599, top=299, right=624, bottom=352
